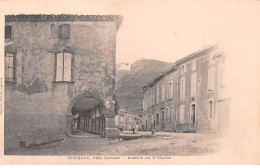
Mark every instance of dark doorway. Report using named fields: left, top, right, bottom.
left=191, top=104, right=196, bottom=126
left=161, top=110, right=165, bottom=130
left=71, top=97, right=104, bottom=135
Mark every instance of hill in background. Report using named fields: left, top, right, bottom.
left=115, top=59, right=175, bottom=117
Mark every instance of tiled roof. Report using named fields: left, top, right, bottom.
left=5, top=14, right=123, bottom=30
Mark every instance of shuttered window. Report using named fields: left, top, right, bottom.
left=192, top=60, right=196, bottom=71
left=162, top=84, right=165, bottom=102
left=169, top=81, right=173, bottom=99
left=5, top=53, right=15, bottom=82
left=156, top=88, right=159, bottom=104
left=56, top=52, right=72, bottom=82
left=179, top=105, right=185, bottom=123
left=208, top=67, right=216, bottom=91
left=191, top=72, right=197, bottom=97
left=5, top=26, right=12, bottom=40
left=180, top=77, right=185, bottom=100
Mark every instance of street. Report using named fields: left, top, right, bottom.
left=6, top=131, right=221, bottom=156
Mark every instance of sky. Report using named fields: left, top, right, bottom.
left=111, top=0, right=260, bottom=69
left=1, top=0, right=260, bottom=68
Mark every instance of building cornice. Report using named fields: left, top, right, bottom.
left=5, top=14, right=123, bottom=30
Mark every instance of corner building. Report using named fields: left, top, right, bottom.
left=142, top=46, right=229, bottom=133
left=4, top=15, right=123, bottom=152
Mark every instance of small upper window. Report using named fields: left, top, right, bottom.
left=181, top=64, right=186, bottom=75
left=59, top=24, right=70, bottom=39
left=192, top=60, right=196, bottom=71
left=208, top=67, right=216, bottom=91
left=5, top=26, right=12, bottom=40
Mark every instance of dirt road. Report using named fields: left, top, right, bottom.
left=6, top=132, right=221, bottom=156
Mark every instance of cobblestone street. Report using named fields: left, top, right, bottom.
left=6, top=132, right=222, bottom=156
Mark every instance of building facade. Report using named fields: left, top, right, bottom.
left=115, top=109, right=142, bottom=131
left=4, top=15, right=123, bottom=152
left=142, top=46, right=229, bottom=133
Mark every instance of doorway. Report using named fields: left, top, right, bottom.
left=191, top=104, right=196, bottom=126
left=70, top=96, right=105, bottom=136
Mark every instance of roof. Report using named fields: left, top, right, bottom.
left=5, top=14, right=123, bottom=30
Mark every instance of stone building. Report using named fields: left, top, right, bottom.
left=142, top=46, right=229, bottom=133
left=115, top=109, right=142, bottom=131
left=4, top=15, right=123, bottom=152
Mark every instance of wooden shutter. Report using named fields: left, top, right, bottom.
left=56, top=53, right=63, bottom=81
left=63, top=52, right=72, bottom=81
left=182, top=77, right=186, bottom=99
left=208, top=67, right=216, bottom=91
left=191, top=73, right=197, bottom=97
left=180, top=105, right=185, bottom=123
left=6, top=53, right=14, bottom=81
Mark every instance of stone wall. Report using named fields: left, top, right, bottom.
left=4, top=18, right=120, bottom=152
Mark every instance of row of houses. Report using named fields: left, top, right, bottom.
left=115, top=109, right=142, bottom=132
left=142, top=46, right=230, bottom=133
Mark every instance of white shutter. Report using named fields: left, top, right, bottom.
left=56, top=53, right=63, bottom=81
left=191, top=73, right=197, bottom=97
left=6, top=54, right=14, bottom=80
left=208, top=67, right=216, bottom=91
left=171, top=107, right=174, bottom=122
left=182, top=77, right=185, bottom=99
left=192, top=60, right=196, bottom=71
left=212, top=100, right=215, bottom=118
left=162, top=85, right=165, bottom=102
left=180, top=105, right=185, bottom=123
left=63, top=52, right=72, bottom=81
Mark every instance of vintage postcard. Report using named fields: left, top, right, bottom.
left=0, top=0, right=260, bottom=165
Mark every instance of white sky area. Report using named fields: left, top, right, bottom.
left=112, top=0, right=260, bottom=69
left=2, top=0, right=260, bottom=70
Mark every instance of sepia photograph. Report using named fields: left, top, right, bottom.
left=0, top=0, right=260, bottom=165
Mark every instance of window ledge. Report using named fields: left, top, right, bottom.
left=53, top=81, right=75, bottom=84
left=5, top=81, right=16, bottom=84
left=5, top=39, right=12, bottom=42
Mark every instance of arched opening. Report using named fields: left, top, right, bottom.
left=67, top=92, right=106, bottom=136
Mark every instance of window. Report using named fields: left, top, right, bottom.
left=151, top=114, right=154, bottom=124
left=161, top=84, right=165, bottom=102
left=181, top=64, right=186, bottom=75
left=5, top=26, right=12, bottom=40
left=56, top=52, right=72, bottom=82
left=156, top=88, right=159, bottom=104
left=209, top=100, right=215, bottom=118
left=169, top=81, right=173, bottom=99
left=5, top=53, right=15, bottom=82
left=59, top=24, right=70, bottom=39
left=166, top=84, right=170, bottom=100
left=191, top=72, right=197, bottom=97
left=192, top=60, right=196, bottom=71
left=179, top=105, right=185, bottom=123
left=180, top=77, right=185, bottom=100
left=156, top=113, right=159, bottom=125
left=208, top=67, right=216, bottom=91
left=190, top=104, right=196, bottom=125
left=152, top=92, right=155, bottom=105
left=165, top=108, right=169, bottom=123
left=171, top=107, right=174, bottom=122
